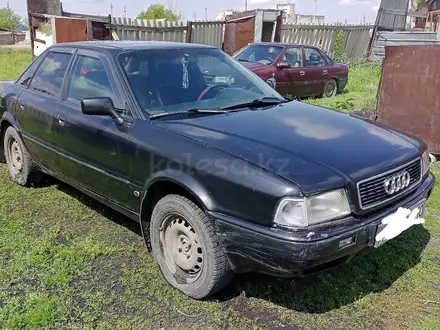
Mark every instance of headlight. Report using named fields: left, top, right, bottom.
left=422, top=150, right=431, bottom=176
left=274, top=189, right=351, bottom=228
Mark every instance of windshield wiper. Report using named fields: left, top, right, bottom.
left=237, top=59, right=249, bottom=62
left=187, top=108, right=230, bottom=114
left=221, top=97, right=283, bottom=110
left=150, top=108, right=229, bottom=120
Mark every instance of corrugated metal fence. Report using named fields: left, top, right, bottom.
left=372, top=31, right=440, bottom=58
left=112, top=17, right=187, bottom=42
left=112, top=17, right=225, bottom=47
left=111, top=17, right=374, bottom=60
left=376, top=0, right=410, bottom=30
left=191, top=21, right=224, bottom=48
left=281, top=24, right=373, bottom=60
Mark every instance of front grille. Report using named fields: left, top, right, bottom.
left=357, top=158, right=422, bottom=210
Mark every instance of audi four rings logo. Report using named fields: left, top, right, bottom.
left=383, top=170, right=411, bottom=195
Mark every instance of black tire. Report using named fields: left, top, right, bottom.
left=3, top=126, right=40, bottom=186
left=150, top=194, right=232, bottom=299
left=322, top=79, right=338, bottom=98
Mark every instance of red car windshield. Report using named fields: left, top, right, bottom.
left=233, top=45, right=284, bottom=65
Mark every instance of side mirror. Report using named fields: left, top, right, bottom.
left=81, top=97, right=124, bottom=125
left=277, top=61, right=291, bottom=69
left=266, top=78, right=276, bottom=89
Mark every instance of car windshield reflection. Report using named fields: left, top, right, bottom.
left=118, top=48, right=284, bottom=118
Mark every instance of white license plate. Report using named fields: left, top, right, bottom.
left=374, top=199, right=426, bottom=248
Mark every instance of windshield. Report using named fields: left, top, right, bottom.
left=233, top=44, right=284, bottom=65
left=118, top=48, right=283, bottom=117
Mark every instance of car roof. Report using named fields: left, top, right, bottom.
left=52, top=41, right=217, bottom=53
left=251, top=42, right=318, bottom=48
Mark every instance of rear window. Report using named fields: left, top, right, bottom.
left=29, top=52, right=72, bottom=97
left=15, top=54, right=45, bottom=88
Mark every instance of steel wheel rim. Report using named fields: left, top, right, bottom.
left=160, top=214, right=203, bottom=283
left=8, top=138, right=23, bottom=175
left=325, top=81, right=336, bottom=97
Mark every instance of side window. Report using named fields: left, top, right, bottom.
left=67, top=55, right=125, bottom=111
left=29, top=52, right=72, bottom=97
left=16, top=54, right=45, bottom=88
left=323, top=52, right=334, bottom=65
left=305, top=47, right=325, bottom=67
left=283, top=48, right=303, bottom=68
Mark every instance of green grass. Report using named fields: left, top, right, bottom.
left=305, top=60, right=383, bottom=112
left=0, top=49, right=439, bottom=329
left=0, top=49, right=32, bottom=81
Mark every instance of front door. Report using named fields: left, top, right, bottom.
left=53, top=49, right=136, bottom=210
left=15, top=49, right=74, bottom=170
left=274, top=47, right=307, bottom=97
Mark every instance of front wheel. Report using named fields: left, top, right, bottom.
left=322, top=79, right=338, bottom=98
left=150, top=195, right=232, bottom=299
left=3, top=126, right=40, bottom=186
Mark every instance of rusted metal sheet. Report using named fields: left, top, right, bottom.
left=91, top=21, right=111, bottom=40
left=54, top=17, right=88, bottom=43
left=224, top=10, right=256, bottom=55
left=376, top=45, right=440, bottom=154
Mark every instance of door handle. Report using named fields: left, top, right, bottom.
left=323, top=70, right=328, bottom=75
left=56, top=114, right=66, bottom=127
left=300, top=71, right=305, bottom=76
left=19, top=102, right=25, bottom=110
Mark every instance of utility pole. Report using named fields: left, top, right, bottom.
left=6, top=2, right=12, bottom=29
left=193, top=11, right=196, bottom=20
left=123, top=6, right=127, bottom=18
left=313, top=0, right=317, bottom=24
left=110, top=3, right=113, bottom=17
left=204, top=7, right=207, bottom=20
left=245, top=0, right=248, bottom=11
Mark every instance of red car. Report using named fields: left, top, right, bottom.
left=233, top=42, right=348, bottom=98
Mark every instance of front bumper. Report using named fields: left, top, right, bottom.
left=338, top=78, right=348, bottom=91
left=213, top=173, right=435, bottom=277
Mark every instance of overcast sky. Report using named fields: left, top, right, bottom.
left=3, top=0, right=381, bottom=24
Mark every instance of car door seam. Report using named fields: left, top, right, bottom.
left=24, top=133, right=133, bottom=186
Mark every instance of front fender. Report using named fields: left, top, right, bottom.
left=140, top=168, right=215, bottom=212
left=1, top=111, right=21, bottom=133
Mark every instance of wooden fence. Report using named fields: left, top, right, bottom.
left=111, top=18, right=372, bottom=60
left=281, top=24, right=373, bottom=60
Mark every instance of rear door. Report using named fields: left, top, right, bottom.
left=274, top=47, right=307, bottom=97
left=53, top=49, right=136, bottom=210
left=15, top=49, right=74, bottom=170
left=304, top=47, right=329, bottom=96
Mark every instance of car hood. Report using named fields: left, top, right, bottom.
left=153, top=102, right=421, bottom=194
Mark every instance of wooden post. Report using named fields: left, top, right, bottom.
left=186, top=20, right=193, bottom=43
left=26, top=0, right=62, bottom=59
left=27, top=0, right=61, bottom=16
left=87, top=20, right=93, bottom=41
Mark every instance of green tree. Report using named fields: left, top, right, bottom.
left=137, top=4, right=180, bottom=21
left=412, top=0, right=427, bottom=10
left=0, top=7, right=21, bottom=30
